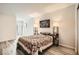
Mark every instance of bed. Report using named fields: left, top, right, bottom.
left=17, top=34, right=53, bottom=55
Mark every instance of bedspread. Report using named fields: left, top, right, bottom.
left=18, top=35, right=53, bottom=54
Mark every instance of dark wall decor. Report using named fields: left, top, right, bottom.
left=40, top=19, right=50, bottom=28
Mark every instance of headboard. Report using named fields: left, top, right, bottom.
left=40, top=32, right=51, bottom=35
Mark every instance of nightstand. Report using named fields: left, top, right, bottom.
left=53, top=33, right=59, bottom=46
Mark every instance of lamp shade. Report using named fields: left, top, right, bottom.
left=34, top=24, right=38, bottom=27
left=53, top=26, right=59, bottom=34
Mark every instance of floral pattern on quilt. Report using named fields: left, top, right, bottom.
left=18, top=35, right=53, bottom=54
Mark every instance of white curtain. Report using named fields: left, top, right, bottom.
left=16, top=21, right=24, bottom=36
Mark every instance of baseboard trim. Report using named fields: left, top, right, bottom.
left=59, top=44, right=75, bottom=50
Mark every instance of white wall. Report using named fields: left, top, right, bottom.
left=38, top=5, right=75, bottom=49
left=0, top=14, right=16, bottom=42
left=57, top=5, right=75, bottom=49
left=0, top=13, right=16, bottom=55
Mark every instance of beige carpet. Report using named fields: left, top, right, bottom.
left=17, top=46, right=75, bottom=55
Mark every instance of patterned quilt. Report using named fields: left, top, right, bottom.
left=18, top=35, right=53, bottom=54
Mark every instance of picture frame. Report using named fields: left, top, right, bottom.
left=40, top=19, right=50, bottom=28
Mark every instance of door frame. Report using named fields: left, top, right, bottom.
left=75, top=3, right=79, bottom=54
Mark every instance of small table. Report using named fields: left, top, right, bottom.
left=47, top=33, right=59, bottom=46
left=53, top=33, right=59, bottom=46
